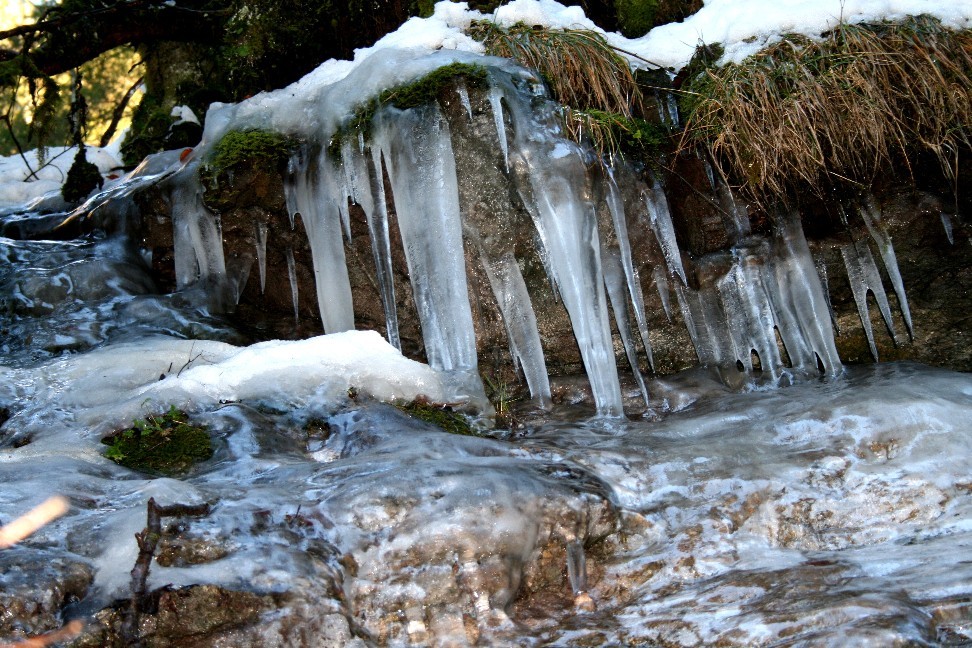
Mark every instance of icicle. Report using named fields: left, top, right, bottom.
left=841, top=243, right=882, bottom=361
left=855, top=240, right=896, bottom=339
left=481, top=251, right=552, bottom=406
left=813, top=252, right=839, bottom=334
left=605, top=167, right=654, bottom=372
left=674, top=280, right=723, bottom=368
left=358, top=129, right=365, bottom=154
left=371, top=103, right=478, bottom=378
left=766, top=212, right=841, bottom=376
left=284, top=147, right=355, bottom=334
left=665, top=93, right=680, bottom=127
left=652, top=265, right=672, bottom=321
left=487, top=84, right=509, bottom=172
left=254, top=221, right=268, bottom=294
left=643, top=179, right=687, bottom=285
left=169, top=181, right=230, bottom=309
left=366, top=147, right=401, bottom=350
left=605, top=167, right=655, bottom=371
left=941, top=212, right=954, bottom=244
left=497, top=74, right=623, bottom=416
left=603, top=249, right=650, bottom=406
left=717, top=244, right=783, bottom=382
left=861, top=200, right=913, bottom=340
left=457, top=79, right=473, bottom=121
left=566, top=539, right=587, bottom=596
left=286, top=247, right=299, bottom=324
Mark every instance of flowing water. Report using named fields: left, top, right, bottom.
left=2, top=49, right=972, bottom=646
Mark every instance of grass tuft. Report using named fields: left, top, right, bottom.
left=471, top=21, right=659, bottom=158
left=678, top=16, right=972, bottom=205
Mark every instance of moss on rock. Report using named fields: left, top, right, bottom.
left=203, top=129, right=295, bottom=183
left=102, top=406, right=213, bottom=475
left=396, top=399, right=480, bottom=436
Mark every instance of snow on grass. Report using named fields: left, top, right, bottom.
left=2, top=0, right=970, bottom=211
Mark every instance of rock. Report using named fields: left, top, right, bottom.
left=0, top=548, right=93, bottom=642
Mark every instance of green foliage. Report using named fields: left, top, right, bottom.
left=203, top=128, right=295, bottom=181
left=61, top=146, right=103, bottom=203
left=396, top=399, right=481, bottom=436
left=567, top=107, right=668, bottom=158
left=615, top=0, right=658, bottom=38
left=102, top=406, right=213, bottom=475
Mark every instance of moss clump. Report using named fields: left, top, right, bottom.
left=102, top=407, right=213, bottom=475
left=341, top=63, right=488, bottom=140
left=396, top=399, right=480, bottom=436
left=207, top=129, right=295, bottom=173
left=615, top=0, right=658, bottom=38
left=61, top=146, right=103, bottom=203
left=567, top=108, right=669, bottom=158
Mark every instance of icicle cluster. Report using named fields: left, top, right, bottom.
left=152, top=54, right=923, bottom=416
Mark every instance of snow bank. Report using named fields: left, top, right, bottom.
left=7, top=331, right=446, bottom=438
left=0, top=145, right=123, bottom=212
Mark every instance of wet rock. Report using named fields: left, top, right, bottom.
left=72, top=584, right=367, bottom=648
left=0, top=547, right=93, bottom=641
left=308, top=405, right=620, bottom=643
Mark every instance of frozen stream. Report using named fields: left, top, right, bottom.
left=1, top=226, right=971, bottom=646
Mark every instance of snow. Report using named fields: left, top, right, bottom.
left=0, top=145, right=122, bottom=211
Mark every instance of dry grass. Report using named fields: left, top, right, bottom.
left=470, top=21, right=650, bottom=154
left=678, top=16, right=972, bottom=205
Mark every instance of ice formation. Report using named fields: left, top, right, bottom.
left=2, top=0, right=963, bottom=414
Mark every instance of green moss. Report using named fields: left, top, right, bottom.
left=572, top=108, right=669, bottom=159
left=396, top=399, right=480, bottom=436
left=102, top=406, right=213, bottom=475
left=339, top=62, right=488, bottom=146
left=615, top=0, right=658, bottom=38
left=202, top=128, right=296, bottom=183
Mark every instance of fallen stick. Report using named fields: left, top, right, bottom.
left=0, top=496, right=69, bottom=550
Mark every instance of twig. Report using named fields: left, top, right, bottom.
left=99, top=76, right=143, bottom=148
left=0, top=620, right=84, bottom=648
left=122, top=498, right=210, bottom=644
left=0, top=496, right=69, bottom=549
left=176, top=343, right=205, bottom=377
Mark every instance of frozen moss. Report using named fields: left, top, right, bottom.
left=102, top=407, right=213, bottom=475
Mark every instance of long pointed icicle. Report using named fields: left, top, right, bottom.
left=481, top=251, right=552, bottom=407
left=284, top=148, right=355, bottom=334
left=487, top=84, right=509, bottom=173
left=813, top=252, right=840, bottom=335
left=861, top=200, right=913, bottom=340
left=367, top=149, right=401, bottom=350
left=497, top=73, right=623, bottom=416
left=766, top=212, right=842, bottom=376
left=605, top=168, right=655, bottom=372
left=286, top=247, right=299, bottom=324
left=841, top=243, right=880, bottom=361
left=644, top=179, right=687, bottom=285
left=603, top=249, right=650, bottom=406
left=254, top=221, right=268, bottom=294
left=652, top=265, right=672, bottom=321
left=371, top=104, right=478, bottom=375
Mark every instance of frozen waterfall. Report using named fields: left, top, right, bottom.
left=147, top=51, right=937, bottom=415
